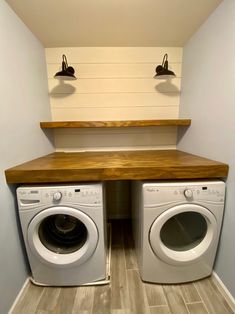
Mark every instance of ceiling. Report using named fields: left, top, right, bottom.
left=6, top=0, right=222, bottom=47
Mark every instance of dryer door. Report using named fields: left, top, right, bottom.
left=27, top=206, right=98, bottom=267
left=149, top=204, right=217, bottom=265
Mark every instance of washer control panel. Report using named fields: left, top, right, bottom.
left=17, top=184, right=103, bottom=208
left=43, top=187, right=102, bottom=204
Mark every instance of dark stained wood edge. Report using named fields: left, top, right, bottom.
left=5, top=165, right=228, bottom=184
left=40, top=119, right=191, bottom=129
left=5, top=150, right=228, bottom=184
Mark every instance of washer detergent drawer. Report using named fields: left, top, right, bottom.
left=149, top=204, right=217, bottom=265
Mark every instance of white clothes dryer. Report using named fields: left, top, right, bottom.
left=17, top=183, right=107, bottom=286
left=132, top=180, right=225, bottom=283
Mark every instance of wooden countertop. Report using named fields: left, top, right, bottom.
left=5, top=150, right=228, bottom=184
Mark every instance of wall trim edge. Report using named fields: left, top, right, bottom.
left=212, top=271, right=235, bottom=312
left=8, top=277, right=30, bottom=314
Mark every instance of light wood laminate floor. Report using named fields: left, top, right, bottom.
left=12, top=220, right=234, bottom=314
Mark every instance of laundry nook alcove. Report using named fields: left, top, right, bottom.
left=2, top=1, right=235, bottom=313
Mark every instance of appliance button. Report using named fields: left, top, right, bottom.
left=184, top=189, right=193, bottom=199
left=53, top=192, right=62, bottom=201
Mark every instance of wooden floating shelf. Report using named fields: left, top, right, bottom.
left=5, top=150, right=228, bottom=184
left=40, top=119, right=191, bottom=129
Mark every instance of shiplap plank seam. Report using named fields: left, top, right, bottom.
left=52, top=105, right=179, bottom=109
left=47, top=62, right=182, bottom=65
left=46, top=47, right=182, bottom=150
left=49, top=77, right=182, bottom=80
left=50, top=92, right=180, bottom=94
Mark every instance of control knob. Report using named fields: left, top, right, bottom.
left=184, top=189, right=193, bottom=199
left=53, top=192, right=62, bottom=201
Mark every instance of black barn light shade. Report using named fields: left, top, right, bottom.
left=154, top=53, right=176, bottom=79
left=54, top=54, right=77, bottom=80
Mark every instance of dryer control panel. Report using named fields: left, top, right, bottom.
left=143, top=180, right=225, bottom=206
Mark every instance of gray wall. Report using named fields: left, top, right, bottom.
left=0, top=2, right=54, bottom=312
left=178, top=0, right=235, bottom=297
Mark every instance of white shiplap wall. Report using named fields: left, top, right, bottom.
left=45, top=47, right=182, bottom=218
left=45, top=47, right=182, bottom=152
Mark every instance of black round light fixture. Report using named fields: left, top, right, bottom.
left=154, top=53, right=176, bottom=79
left=54, top=54, right=77, bottom=80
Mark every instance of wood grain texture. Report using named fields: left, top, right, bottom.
left=144, top=283, right=167, bottom=306
left=5, top=150, right=229, bottom=184
left=11, top=221, right=234, bottom=314
left=111, top=310, right=131, bottom=314
left=40, top=119, right=191, bottom=129
left=12, top=283, right=44, bottom=314
left=195, top=278, right=234, bottom=314
left=52, top=287, right=77, bottom=314
left=179, top=283, right=201, bottom=303
left=92, top=285, right=111, bottom=314
left=186, top=302, right=208, bottom=314
left=150, top=306, right=171, bottom=314
left=163, top=285, right=188, bottom=314
left=72, top=286, right=95, bottom=313
left=210, top=278, right=235, bottom=313
left=36, top=287, right=61, bottom=312
left=111, top=247, right=130, bottom=310
left=126, top=269, right=150, bottom=314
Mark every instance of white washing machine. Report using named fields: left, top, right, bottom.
left=132, top=180, right=225, bottom=283
left=17, top=183, right=107, bottom=286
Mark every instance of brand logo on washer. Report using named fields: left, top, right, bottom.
left=146, top=188, right=159, bottom=192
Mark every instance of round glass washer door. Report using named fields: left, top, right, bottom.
left=149, top=204, right=217, bottom=265
left=27, top=206, right=98, bottom=268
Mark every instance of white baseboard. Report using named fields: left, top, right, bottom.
left=8, top=277, right=30, bottom=314
left=212, top=271, right=235, bottom=312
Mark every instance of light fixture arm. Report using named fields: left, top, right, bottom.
left=54, top=54, right=77, bottom=80
left=162, top=53, right=168, bottom=69
left=154, top=53, right=175, bottom=79
left=62, top=54, right=68, bottom=71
